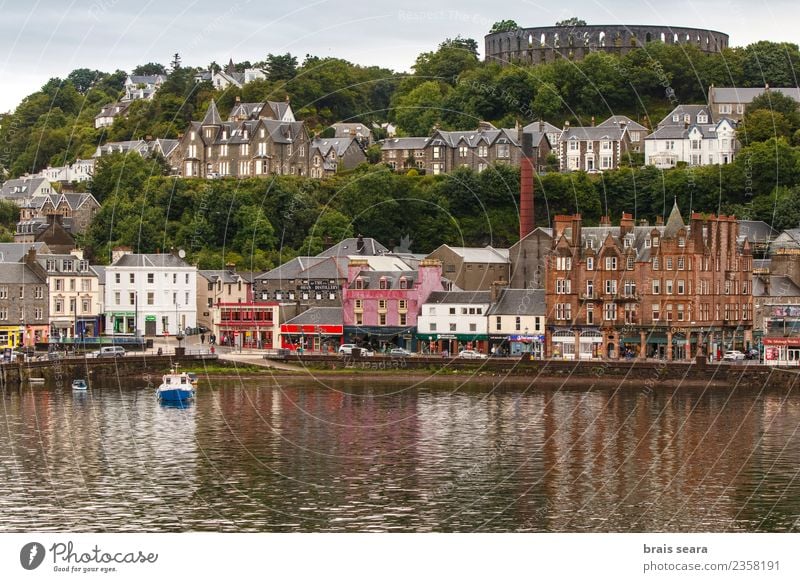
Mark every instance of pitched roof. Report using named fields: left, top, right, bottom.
left=712, top=87, right=800, bottom=104
left=311, top=137, right=358, bottom=158
left=486, top=288, right=546, bottom=316
left=111, top=253, right=192, bottom=268
left=738, top=220, right=777, bottom=242
left=597, top=115, right=648, bottom=132
left=198, top=269, right=245, bottom=284
left=0, top=242, right=50, bottom=263
left=657, top=104, right=713, bottom=128
left=381, top=137, right=430, bottom=150
left=318, top=237, right=388, bottom=257
left=0, top=263, right=46, bottom=284
left=423, top=290, right=492, bottom=305
left=0, top=177, right=49, bottom=199
left=284, top=306, right=343, bottom=326
left=202, top=99, right=222, bottom=125
left=560, top=126, right=625, bottom=142
left=438, top=245, right=509, bottom=263
left=347, top=270, right=418, bottom=289
left=663, top=200, right=686, bottom=238
left=332, top=123, right=371, bottom=139
left=752, top=274, right=800, bottom=297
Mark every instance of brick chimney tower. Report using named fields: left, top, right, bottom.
left=519, top=131, right=535, bottom=240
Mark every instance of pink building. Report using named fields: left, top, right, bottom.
left=342, top=258, right=443, bottom=350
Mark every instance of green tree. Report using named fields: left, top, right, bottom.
left=555, top=17, right=587, bottom=27
left=490, top=20, right=519, bottom=33
left=265, top=53, right=298, bottom=81
left=301, top=210, right=354, bottom=254
left=740, top=109, right=791, bottom=144
left=740, top=41, right=800, bottom=88
left=132, top=63, right=167, bottom=76
left=412, top=37, right=480, bottom=83
left=393, top=81, right=451, bottom=135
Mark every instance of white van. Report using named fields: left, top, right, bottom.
left=99, top=346, right=126, bottom=358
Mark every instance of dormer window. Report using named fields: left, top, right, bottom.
left=379, top=277, right=390, bottom=290
left=623, top=236, right=632, bottom=248
left=678, top=237, right=686, bottom=247
left=698, top=114, right=708, bottom=124
left=684, top=114, right=691, bottom=123
left=645, top=238, right=652, bottom=248
left=672, top=114, right=679, bottom=122
left=652, top=236, right=659, bottom=247
left=355, top=278, right=364, bottom=290
left=399, top=277, right=408, bottom=289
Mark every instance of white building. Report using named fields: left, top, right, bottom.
left=416, top=290, right=492, bottom=354
left=104, top=251, right=197, bottom=336
left=123, top=74, right=166, bottom=101
left=644, top=105, right=738, bottom=169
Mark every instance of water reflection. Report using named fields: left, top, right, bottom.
left=0, top=378, right=798, bottom=532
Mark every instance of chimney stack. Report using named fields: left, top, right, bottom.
left=599, top=215, right=611, bottom=227
left=490, top=279, right=508, bottom=303
left=656, top=216, right=664, bottom=226
left=591, top=116, right=595, bottom=127
left=620, top=212, right=634, bottom=236
left=235, top=95, right=241, bottom=103
left=519, top=131, right=535, bottom=240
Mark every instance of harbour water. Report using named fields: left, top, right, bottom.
left=1, top=376, right=798, bottom=532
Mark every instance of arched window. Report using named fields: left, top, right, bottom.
left=599, top=31, right=606, bottom=47
left=646, top=32, right=652, bottom=43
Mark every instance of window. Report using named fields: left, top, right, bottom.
left=603, top=303, right=617, bottom=321
left=379, top=313, right=387, bottom=326
left=355, top=299, right=363, bottom=310
left=81, top=279, right=90, bottom=292
left=115, top=292, right=120, bottom=305
left=399, top=313, right=407, bottom=326
left=0, top=286, right=7, bottom=299
left=379, top=299, right=387, bottom=310
left=429, top=322, right=437, bottom=332
left=624, top=280, right=636, bottom=297
left=129, top=273, right=135, bottom=284
left=459, top=145, right=468, bottom=157
left=55, top=299, right=63, bottom=314
left=496, top=316, right=502, bottom=331
left=652, top=279, right=661, bottom=294
left=355, top=313, right=363, bottom=325
left=398, top=300, right=408, bottom=311
left=719, top=104, right=732, bottom=114
left=556, top=279, right=571, bottom=294
left=496, top=143, right=510, bottom=158
left=677, top=280, right=685, bottom=294
left=469, top=323, right=477, bottom=332
left=586, top=304, right=594, bottom=325
left=652, top=236, right=659, bottom=247
left=449, top=323, right=457, bottom=332
left=586, top=280, right=594, bottom=298
left=515, top=316, right=521, bottom=331
left=147, top=292, right=154, bottom=305
left=18, top=286, right=23, bottom=299
left=626, top=256, right=635, bottom=270
left=678, top=257, right=685, bottom=270
left=652, top=257, right=660, bottom=270
left=478, top=145, right=488, bottom=157
left=677, top=304, right=685, bottom=321
left=130, top=292, right=135, bottom=305
left=604, top=257, right=617, bottom=270
left=556, top=256, right=572, bottom=271
left=55, top=279, right=63, bottom=291
left=678, top=237, right=685, bottom=248
left=666, top=280, right=674, bottom=295
left=666, top=258, right=673, bottom=270
left=652, top=304, right=660, bottom=321
left=604, top=280, right=617, bottom=295
left=35, top=307, right=43, bottom=321
left=555, top=303, right=572, bottom=320
left=586, top=257, right=594, bottom=271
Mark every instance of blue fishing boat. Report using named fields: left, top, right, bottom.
left=156, top=367, right=196, bottom=403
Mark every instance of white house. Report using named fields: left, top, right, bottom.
left=645, top=105, right=738, bottom=169
left=415, top=290, right=492, bottom=355
left=104, top=251, right=197, bottom=337
left=123, top=75, right=166, bottom=101
left=485, top=288, right=546, bottom=357
left=95, top=102, right=131, bottom=128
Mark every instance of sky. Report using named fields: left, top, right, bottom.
left=0, top=0, right=796, bottom=112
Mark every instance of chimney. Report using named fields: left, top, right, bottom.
left=145, top=135, right=152, bottom=141
left=620, top=212, right=634, bottom=236
left=225, top=262, right=236, bottom=272
left=599, top=215, right=611, bottom=227
left=285, top=94, right=290, bottom=102
left=553, top=215, right=572, bottom=241
left=490, top=279, right=508, bottom=303
left=591, top=116, right=595, bottom=127
left=564, top=120, right=570, bottom=129
left=111, top=246, right=132, bottom=263
left=348, top=258, right=369, bottom=284
left=571, top=214, right=582, bottom=246
left=356, top=234, right=365, bottom=254
left=70, top=248, right=85, bottom=260
left=519, top=131, right=535, bottom=240
left=24, top=247, right=37, bottom=266
left=235, top=95, right=241, bottom=103
left=763, top=274, right=771, bottom=296
left=656, top=216, right=664, bottom=226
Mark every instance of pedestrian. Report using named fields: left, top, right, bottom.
left=200, top=333, right=206, bottom=344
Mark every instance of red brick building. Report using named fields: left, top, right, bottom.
left=545, top=203, right=753, bottom=360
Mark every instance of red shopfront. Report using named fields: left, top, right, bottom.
left=280, top=324, right=343, bottom=353
left=217, top=302, right=279, bottom=349
left=762, top=337, right=800, bottom=367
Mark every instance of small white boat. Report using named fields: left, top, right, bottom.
left=156, top=367, right=196, bottom=403
left=72, top=379, right=88, bottom=390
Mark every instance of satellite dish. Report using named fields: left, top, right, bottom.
left=178, top=249, right=186, bottom=259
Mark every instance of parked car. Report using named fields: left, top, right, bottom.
left=723, top=350, right=745, bottom=361
left=744, top=349, right=760, bottom=360
left=458, top=350, right=487, bottom=359
left=98, top=346, right=126, bottom=358
left=338, top=344, right=373, bottom=357
left=389, top=348, right=412, bottom=358
left=184, top=326, right=210, bottom=335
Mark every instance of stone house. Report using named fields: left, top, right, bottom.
left=559, top=122, right=632, bottom=172
left=425, top=245, right=510, bottom=291
left=708, top=85, right=800, bottom=123
left=309, top=137, right=367, bottom=178
left=0, top=250, right=49, bottom=348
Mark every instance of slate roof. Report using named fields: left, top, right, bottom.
left=347, top=270, right=418, bottom=289
left=738, top=220, right=778, bottom=242
left=663, top=199, right=686, bottom=238
left=95, top=101, right=131, bottom=119
left=0, top=242, right=50, bottom=263
left=0, top=263, right=46, bottom=284
left=429, top=127, right=519, bottom=148
left=202, top=100, right=222, bottom=125
left=332, top=123, right=371, bottom=139
left=318, top=237, right=388, bottom=257
left=91, top=265, right=106, bottom=285
left=486, top=288, right=546, bottom=316
left=255, top=256, right=350, bottom=282
left=112, top=253, right=192, bottom=268
left=198, top=270, right=244, bottom=284
left=597, top=115, right=648, bottom=132
left=560, top=126, right=625, bottom=142
left=657, top=105, right=713, bottom=128
left=712, top=87, right=800, bottom=104
left=0, top=177, right=49, bottom=199
left=381, top=137, right=430, bottom=150
left=284, top=306, right=343, bottom=326
left=440, top=245, right=509, bottom=263
left=311, top=137, right=358, bottom=158
left=423, top=291, right=492, bottom=305
left=523, top=120, right=561, bottom=135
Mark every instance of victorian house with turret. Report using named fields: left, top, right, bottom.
left=545, top=203, right=753, bottom=361
left=174, top=99, right=309, bottom=178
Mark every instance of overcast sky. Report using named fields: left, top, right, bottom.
left=0, top=0, right=796, bottom=112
